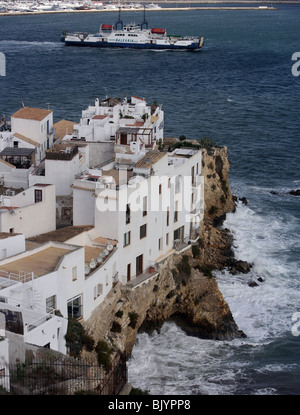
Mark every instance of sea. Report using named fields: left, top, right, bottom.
left=0, top=3, right=300, bottom=396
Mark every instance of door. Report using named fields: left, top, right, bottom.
left=136, top=254, right=143, bottom=276
left=120, top=133, right=127, bottom=145
left=127, top=263, right=131, bottom=282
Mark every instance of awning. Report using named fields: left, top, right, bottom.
left=0, top=147, right=35, bottom=157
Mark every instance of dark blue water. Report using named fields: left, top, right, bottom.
left=1, top=5, right=300, bottom=395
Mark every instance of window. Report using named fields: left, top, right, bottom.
left=46, top=295, right=56, bottom=313
left=67, top=295, right=82, bottom=318
left=174, top=226, right=184, bottom=243
left=175, top=176, right=181, bottom=194
left=191, top=166, right=195, bottom=185
left=166, top=207, right=169, bottom=226
left=9, top=228, right=14, bottom=234
left=174, top=201, right=178, bottom=222
left=126, top=203, right=130, bottom=224
left=143, top=196, right=147, bottom=216
left=140, top=224, right=147, bottom=239
left=34, top=189, right=42, bottom=203
left=124, top=231, right=131, bottom=247
left=127, top=263, right=131, bottom=282
left=136, top=254, right=143, bottom=276
left=72, top=266, right=77, bottom=281
left=159, top=184, right=162, bottom=194
left=158, top=237, right=162, bottom=250
left=166, top=233, right=169, bottom=246
left=13, top=141, right=18, bottom=148
left=94, top=283, right=103, bottom=299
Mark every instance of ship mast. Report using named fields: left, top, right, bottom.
left=115, top=7, right=123, bottom=30
left=141, top=6, right=148, bottom=30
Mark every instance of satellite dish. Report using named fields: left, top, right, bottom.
left=97, top=255, right=103, bottom=263
left=90, top=259, right=96, bottom=268
left=104, top=249, right=109, bottom=256
left=99, top=251, right=105, bottom=258
left=84, top=264, right=90, bottom=274
left=107, top=244, right=114, bottom=251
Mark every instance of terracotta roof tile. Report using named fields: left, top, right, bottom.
left=12, top=107, right=52, bottom=121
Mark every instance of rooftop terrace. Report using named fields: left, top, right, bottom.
left=0, top=246, right=73, bottom=278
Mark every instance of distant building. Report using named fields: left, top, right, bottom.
left=70, top=96, right=164, bottom=146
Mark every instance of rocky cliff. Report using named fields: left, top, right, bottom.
left=82, top=144, right=246, bottom=360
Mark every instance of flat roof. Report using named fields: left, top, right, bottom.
left=85, top=246, right=104, bottom=264
left=0, top=232, right=22, bottom=240
left=26, top=225, right=94, bottom=244
left=0, top=246, right=73, bottom=278
left=134, top=150, right=166, bottom=169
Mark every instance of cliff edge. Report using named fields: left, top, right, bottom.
left=82, top=144, right=246, bottom=360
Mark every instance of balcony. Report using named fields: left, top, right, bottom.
left=126, top=265, right=158, bottom=290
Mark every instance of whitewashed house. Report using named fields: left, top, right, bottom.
left=29, top=142, right=89, bottom=196
left=0, top=184, right=56, bottom=238
left=10, top=106, right=55, bottom=165
left=73, top=145, right=203, bottom=285
left=71, top=96, right=164, bottom=146
left=0, top=130, right=35, bottom=189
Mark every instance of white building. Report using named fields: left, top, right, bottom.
left=70, top=96, right=164, bottom=146
left=10, top=106, right=55, bottom=165
left=73, top=145, right=203, bottom=285
left=29, top=142, right=89, bottom=196
left=0, top=184, right=56, bottom=238
left=0, top=232, right=25, bottom=260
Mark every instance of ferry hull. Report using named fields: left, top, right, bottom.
left=62, top=39, right=203, bottom=51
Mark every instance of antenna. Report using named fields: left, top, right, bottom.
left=141, top=5, right=148, bottom=30
left=115, top=7, right=123, bottom=30
left=46, top=103, right=51, bottom=110
left=20, top=100, right=25, bottom=108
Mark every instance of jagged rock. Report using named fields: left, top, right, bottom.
left=248, top=281, right=258, bottom=287
left=230, top=260, right=251, bottom=275
left=289, top=189, right=300, bottom=196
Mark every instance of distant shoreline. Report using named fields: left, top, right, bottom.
left=0, top=6, right=279, bottom=17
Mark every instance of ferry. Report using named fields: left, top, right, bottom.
left=61, top=10, right=204, bottom=51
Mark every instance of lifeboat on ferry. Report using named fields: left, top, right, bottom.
left=101, top=24, right=114, bottom=31
left=151, top=28, right=166, bottom=35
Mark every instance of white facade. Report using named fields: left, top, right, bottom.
left=0, top=233, right=25, bottom=260
left=0, top=184, right=56, bottom=238
left=73, top=145, right=203, bottom=284
left=71, top=96, right=164, bottom=146
left=10, top=107, right=55, bottom=164
left=29, top=143, right=89, bottom=196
